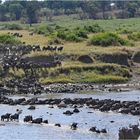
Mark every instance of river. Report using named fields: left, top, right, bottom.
left=0, top=90, right=140, bottom=140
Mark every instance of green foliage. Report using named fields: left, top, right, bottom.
left=128, top=32, right=140, bottom=41
left=9, top=3, right=23, bottom=20
left=116, top=28, right=132, bottom=34
left=0, top=34, right=21, bottom=44
left=33, top=23, right=103, bottom=42
left=79, top=72, right=128, bottom=83
left=39, top=72, right=128, bottom=84
left=75, top=29, right=88, bottom=38
left=84, top=24, right=104, bottom=33
left=1, top=1, right=140, bottom=23
left=57, top=31, right=83, bottom=42
left=89, top=32, right=129, bottom=46
left=3, top=23, right=22, bottom=30
left=34, top=24, right=54, bottom=35
left=56, top=26, right=97, bottom=42
left=26, top=1, right=41, bottom=24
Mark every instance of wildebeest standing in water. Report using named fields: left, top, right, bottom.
left=1, top=113, right=11, bottom=121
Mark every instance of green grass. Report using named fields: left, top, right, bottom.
left=43, top=15, right=140, bottom=32
left=0, top=34, right=21, bottom=45
left=38, top=63, right=129, bottom=84
left=128, top=32, right=140, bottom=41
left=1, top=15, right=140, bottom=32
left=39, top=71, right=128, bottom=84
left=0, top=30, right=49, bottom=46
left=89, top=32, right=129, bottom=46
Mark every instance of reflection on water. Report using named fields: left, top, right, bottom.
left=1, top=90, right=140, bottom=140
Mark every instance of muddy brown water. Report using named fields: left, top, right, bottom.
left=0, top=90, right=140, bottom=140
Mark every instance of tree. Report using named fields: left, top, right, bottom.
left=80, top=1, right=99, bottom=19
left=9, top=3, right=23, bottom=20
left=0, top=5, right=7, bottom=21
left=126, top=2, right=139, bottom=17
left=26, top=1, right=41, bottom=26
left=41, top=8, right=53, bottom=21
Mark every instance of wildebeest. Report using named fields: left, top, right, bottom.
left=1, top=113, right=11, bottom=121
left=28, top=106, right=36, bottom=110
left=32, top=118, right=43, bottom=124
left=71, top=123, right=78, bottom=130
left=24, top=115, right=33, bottom=122
left=42, top=45, right=63, bottom=52
left=10, top=113, right=19, bottom=121
left=57, top=46, right=63, bottom=52
left=43, top=120, right=48, bottom=124
left=119, top=125, right=140, bottom=139
left=55, top=123, right=61, bottom=127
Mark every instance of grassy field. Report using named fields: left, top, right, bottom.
left=44, top=15, right=140, bottom=32
left=1, top=15, right=140, bottom=31
left=0, top=30, right=49, bottom=46
left=0, top=16, right=140, bottom=84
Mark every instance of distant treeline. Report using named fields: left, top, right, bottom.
left=0, top=1, right=140, bottom=24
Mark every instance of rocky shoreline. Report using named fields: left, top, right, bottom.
left=1, top=81, right=140, bottom=95
left=44, top=82, right=140, bottom=94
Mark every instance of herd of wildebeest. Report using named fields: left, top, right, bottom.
left=0, top=32, right=140, bottom=139
left=0, top=32, right=64, bottom=96
left=1, top=95, right=140, bottom=139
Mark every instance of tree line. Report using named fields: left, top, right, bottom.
left=0, top=1, right=140, bottom=24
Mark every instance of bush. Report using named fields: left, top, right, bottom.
left=57, top=31, right=82, bottom=42
left=34, top=24, right=54, bottom=35
left=118, top=29, right=132, bottom=34
left=57, top=28, right=88, bottom=42
left=4, top=24, right=22, bottom=30
left=89, top=32, right=129, bottom=46
left=84, top=24, right=104, bottom=33
left=0, top=34, right=21, bottom=45
left=75, top=29, right=88, bottom=38
left=66, top=33, right=82, bottom=42
left=128, top=32, right=140, bottom=41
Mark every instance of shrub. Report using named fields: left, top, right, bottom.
left=75, top=29, right=88, bottom=38
left=89, top=32, right=129, bottom=46
left=84, top=24, right=104, bottom=33
left=119, top=29, right=132, bottom=34
left=57, top=31, right=82, bottom=42
left=57, top=27, right=88, bottom=42
left=4, top=24, right=22, bottom=30
left=66, top=33, right=82, bottom=42
left=0, top=34, right=21, bottom=45
left=128, top=32, right=140, bottom=41
left=34, top=24, right=54, bottom=35
left=57, top=31, right=66, bottom=40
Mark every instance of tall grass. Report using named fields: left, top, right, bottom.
left=39, top=72, right=128, bottom=84
left=89, top=32, right=129, bottom=46
left=128, top=32, right=140, bottom=41
left=0, top=34, right=21, bottom=44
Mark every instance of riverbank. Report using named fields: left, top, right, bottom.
left=44, top=82, right=140, bottom=94
left=1, top=79, right=140, bottom=95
